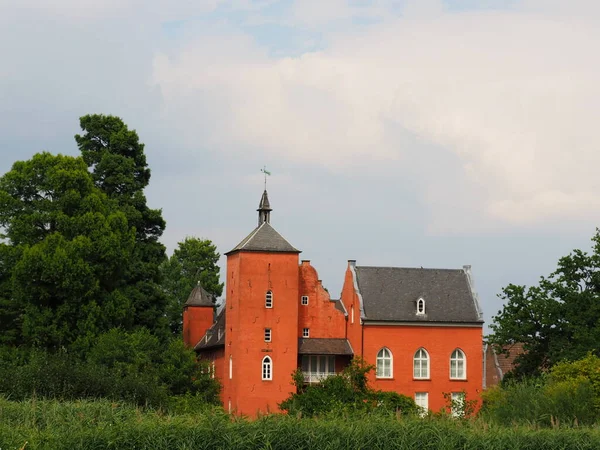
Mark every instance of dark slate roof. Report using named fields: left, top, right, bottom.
left=184, top=284, right=214, bottom=307
left=298, top=338, right=353, bottom=355
left=225, top=221, right=300, bottom=255
left=355, top=266, right=483, bottom=323
left=331, top=299, right=348, bottom=315
left=195, top=309, right=226, bottom=351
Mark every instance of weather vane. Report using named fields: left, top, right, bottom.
left=260, top=166, right=271, bottom=190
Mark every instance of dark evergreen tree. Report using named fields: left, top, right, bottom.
left=75, top=115, right=168, bottom=336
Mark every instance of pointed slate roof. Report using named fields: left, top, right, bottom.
left=355, top=266, right=483, bottom=323
left=184, top=284, right=214, bottom=307
left=225, top=221, right=300, bottom=255
left=258, top=190, right=272, bottom=211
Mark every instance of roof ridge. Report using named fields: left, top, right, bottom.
left=357, top=266, right=465, bottom=272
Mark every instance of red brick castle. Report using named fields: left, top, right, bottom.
left=183, top=190, right=484, bottom=416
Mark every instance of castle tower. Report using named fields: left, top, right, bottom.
left=222, top=189, right=301, bottom=416
left=182, top=283, right=214, bottom=348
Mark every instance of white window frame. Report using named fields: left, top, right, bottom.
left=262, top=356, right=273, bottom=380
left=416, top=297, right=425, bottom=315
left=376, top=347, right=393, bottom=378
left=301, top=295, right=309, bottom=305
left=450, top=349, right=466, bottom=380
left=351, top=305, right=354, bottom=324
left=302, top=328, right=310, bottom=338
left=265, top=290, right=273, bottom=308
left=229, top=355, right=232, bottom=379
left=413, top=348, right=430, bottom=379
left=414, top=392, right=429, bottom=416
left=264, top=328, right=272, bottom=343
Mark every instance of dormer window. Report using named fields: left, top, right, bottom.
left=416, top=298, right=425, bottom=315
left=265, top=290, right=273, bottom=308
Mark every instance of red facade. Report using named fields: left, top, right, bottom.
left=184, top=190, right=484, bottom=417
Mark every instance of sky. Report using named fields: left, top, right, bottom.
left=1, top=0, right=599, bottom=332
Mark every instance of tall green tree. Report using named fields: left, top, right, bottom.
left=75, top=115, right=168, bottom=336
left=0, top=152, right=136, bottom=348
left=161, top=237, right=223, bottom=334
left=489, top=229, right=600, bottom=378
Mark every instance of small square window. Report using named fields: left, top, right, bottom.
left=302, top=328, right=310, bottom=338
left=264, top=328, right=271, bottom=342
left=301, top=295, right=309, bottom=305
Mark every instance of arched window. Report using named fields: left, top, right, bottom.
left=376, top=347, right=393, bottom=378
left=450, top=349, right=466, bottom=379
left=265, top=290, right=273, bottom=308
left=416, top=298, right=425, bottom=315
left=229, top=355, right=233, bottom=379
left=262, top=356, right=272, bottom=380
left=413, top=348, right=429, bottom=379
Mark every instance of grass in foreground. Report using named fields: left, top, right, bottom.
left=2, top=397, right=600, bottom=450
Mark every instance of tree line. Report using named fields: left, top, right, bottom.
left=0, top=114, right=223, bottom=408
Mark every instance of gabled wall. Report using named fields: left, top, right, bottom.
left=340, top=261, right=364, bottom=357
left=298, top=260, right=346, bottom=339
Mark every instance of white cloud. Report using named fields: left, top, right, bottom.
left=151, top=3, right=600, bottom=231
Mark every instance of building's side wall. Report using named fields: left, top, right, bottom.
left=340, top=264, right=363, bottom=357
left=226, top=251, right=300, bottom=417
left=183, top=306, right=214, bottom=349
left=198, top=347, right=226, bottom=403
left=363, top=325, right=483, bottom=412
left=298, top=260, right=346, bottom=339
left=222, top=252, right=241, bottom=413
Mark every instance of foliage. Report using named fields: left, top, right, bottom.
left=0, top=152, right=136, bottom=348
left=0, top=329, right=220, bottom=408
left=442, top=391, right=478, bottom=419
left=279, top=358, right=418, bottom=418
left=4, top=398, right=600, bottom=450
left=488, top=229, right=600, bottom=377
left=481, top=370, right=598, bottom=427
left=75, top=114, right=168, bottom=337
left=161, top=237, right=224, bottom=334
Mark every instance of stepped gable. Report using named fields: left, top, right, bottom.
left=355, top=266, right=483, bottom=323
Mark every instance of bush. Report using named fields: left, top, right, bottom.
left=480, top=375, right=597, bottom=427
left=0, top=328, right=220, bottom=408
left=279, top=358, right=418, bottom=417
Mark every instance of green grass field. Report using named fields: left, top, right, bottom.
left=2, top=397, right=600, bottom=450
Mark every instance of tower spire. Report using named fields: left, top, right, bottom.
left=257, top=189, right=272, bottom=225
left=258, top=167, right=272, bottom=225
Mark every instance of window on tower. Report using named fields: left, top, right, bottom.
left=302, top=328, right=310, bottom=338
left=264, top=328, right=272, bottom=342
left=262, top=356, right=272, bottom=380
left=301, top=295, right=309, bottom=305
left=265, top=290, right=273, bottom=308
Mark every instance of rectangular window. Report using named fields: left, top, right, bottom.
left=451, top=392, right=465, bottom=417
left=301, top=355, right=336, bottom=382
left=301, top=295, right=309, bottom=305
left=415, top=392, right=428, bottom=416
left=265, top=291, right=273, bottom=308
left=264, top=328, right=271, bottom=342
left=302, top=328, right=310, bottom=338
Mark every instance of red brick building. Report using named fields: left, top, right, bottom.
left=183, top=190, right=485, bottom=416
